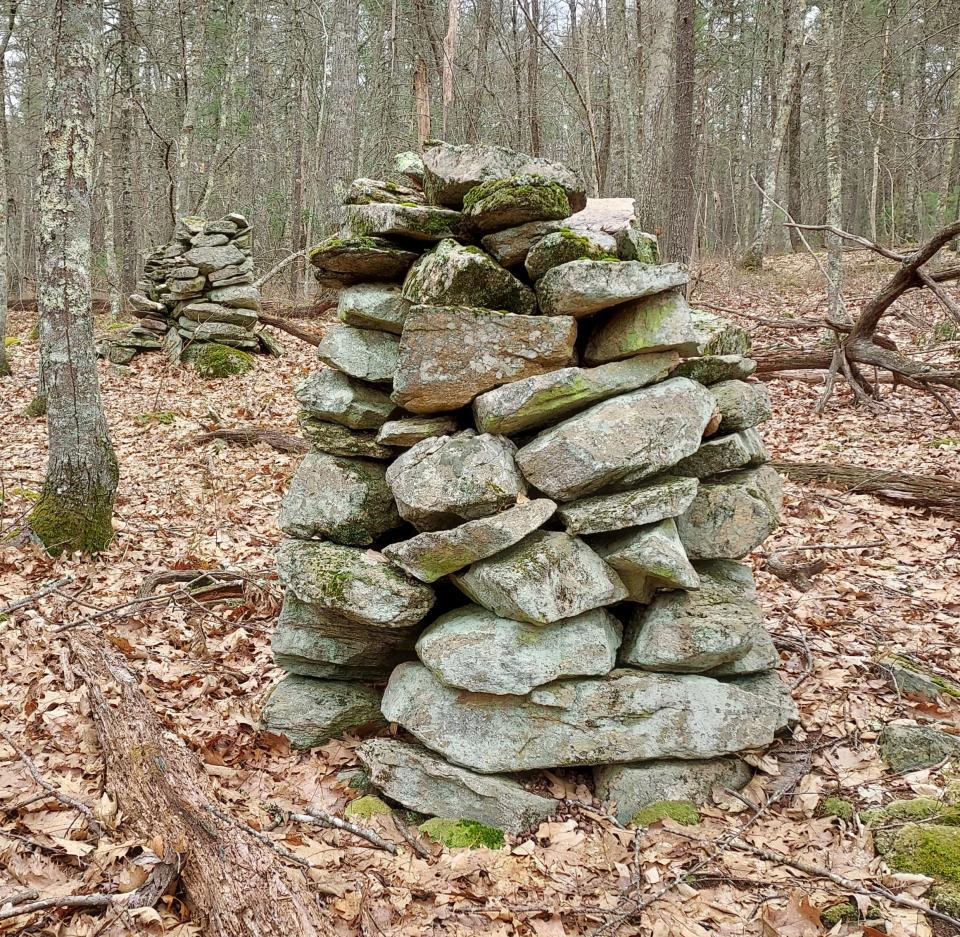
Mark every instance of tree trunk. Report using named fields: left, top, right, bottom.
left=823, top=1, right=844, bottom=323
left=868, top=0, right=894, bottom=243
left=115, top=0, right=137, bottom=298
left=0, top=0, right=13, bottom=377
left=786, top=80, right=802, bottom=251
left=29, top=0, right=119, bottom=555
left=172, top=0, right=206, bottom=226
left=326, top=0, right=359, bottom=208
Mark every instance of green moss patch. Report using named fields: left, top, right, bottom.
left=819, top=796, right=855, bottom=821
left=344, top=795, right=392, bottom=820
left=820, top=902, right=858, bottom=927
left=630, top=800, right=700, bottom=828
left=864, top=797, right=960, bottom=827
left=877, top=823, right=960, bottom=884
left=418, top=818, right=505, bottom=849
left=134, top=410, right=176, bottom=426
left=188, top=343, right=254, bottom=378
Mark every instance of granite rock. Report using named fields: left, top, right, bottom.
left=525, top=229, right=617, bottom=281
left=295, top=368, right=397, bottom=429
left=316, top=324, right=400, bottom=384
left=344, top=202, right=464, bottom=241
left=673, top=355, right=757, bottom=385
left=672, top=428, right=769, bottom=478
left=298, top=416, right=397, bottom=460
left=337, top=283, right=408, bottom=335
left=461, top=174, right=571, bottom=234
left=711, top=380, right=772, bottom=432
left=376, top=415, right=460, bottom=447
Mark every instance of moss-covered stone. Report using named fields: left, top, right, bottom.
left=877, top=823, right=960, bottom=884
left=879, top=654, right=960, bottom=700
left=879, top=724, right=960, bottom=773
left=820, top=902, right=858, bottom=927
left=630, top=800, right=700, bottom=828
left=344, top=795, right=393, bottom=820
left=864, top=797, right=960, bottom=827
left=930, top=884, right=960, bottom=917
left=418, top=818, right=506, bottom=849
left=819, top=796, right=855, bottom=821
left=461, top=174, right=571, bottom=234
left=525, top=227, right=618, bottom=281
left=188, top=342, right=254, bottom=378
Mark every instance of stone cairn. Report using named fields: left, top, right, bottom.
left=102, top=212, right=271, bottom=365
left=262, top=141, right=797, bottom=835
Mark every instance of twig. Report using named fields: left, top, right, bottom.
left=391, top=814, right=432, bottom=859
left=188, top=427, right=310, bottom=454
left=295, top=806, right=397, bottom=855
left=257, top=312, right=323, bottom=346
left=202, top=804, right=318, bottom=870
left=2, top=889, right=38, bottom=907
left=253, top=249, right=308, bottom=289
left=771, top=540, right=885, bottom=552
left=0, top=576, right=72, bottom=615
left=784, top=223, right=906, bottom=261
left=137, top=567, right=273, bottom=597
left=917, top=269, right=960, bottom=327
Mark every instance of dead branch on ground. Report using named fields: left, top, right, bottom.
left=189, top=426, right=310, bottom=453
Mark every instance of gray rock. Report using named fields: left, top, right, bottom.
left=878, top=724, right=960, bottom=773
left=385, top=433, right=526, bottom=531
left=190, top=233, right=229, bottom=248
left=129, top=293, right=165, bottom=313
left=295, top=368, right=397, bottom=429
left=316, top=324, right=399, bottom=384
left=677, top=466, right=782, bottom=560
left=516, top=377, right=716, bottom=501
left=179, top=301, right=258, bottom=327
left=594, top=758, right=752, bottom=824
left=358, top=738, right=558, bottom=833
left=298, top=415, right=396, bottom=460
left=473, top=353, right=678, bottom=436
left=711, top=380, right=772, bottom=432
left=462, top=174, right=572, bottom=234
left=204, top=218, right=240, bottom=235
left=672, top=355, right=757, bottom=385
left=481, top=220, right=565, bottom=267
left=584, top=290, right=699, bottom=364
left=401, top=240, right=536, bottom=315
left=383, top=499, right=557, bottom=582
left=557, top=475, right=699, bottom=536
left=877, top=654, right=960, bottom=702
left=381, top=663, right=782, bottom=773
left=673, top=429, right=769, bottom=478
left=309, top=235, right=419, bottom=286
left=450, top=531, right=627, bottom=625
left=184, top=243, right=246, bottom=273
left=525, top=229, right=617, bottom=281
left=393, top=151, right=425, bottom=184
left=376, top=415, right=460, bottom=447
left=261, top=675, right=385, bottom=749
left=691, top=310, right=750, bottom=356
left=167, top=275, right=206, bottom=297
left=344, top=202, right=464, bottom=241
left=422, top=141, right=586, bottom=210
left=392, top=304, right=577, bottom=414
left=536, top=260, right=688, bottom=318
left=278, top=451, right=402, bottom=545
left=170, top=265, right=201, bottom=279
left=276, top=538, right=435, bottom=630
left=416, top=604, right=622, bottom=695
left=615, top=227, right=659, bottom=263
left=345, top=177, right=426, bottom=206
left=338, top=283, right=408, bottom=335
left=162, top=328, right=184, bottom=364
left=207, top=284, right=261, bottom=310
left=728, top=671, right=798, bottom=731
left=177, top=319, right=255, bottom=345
left=208, top=262, right=254, bottom=284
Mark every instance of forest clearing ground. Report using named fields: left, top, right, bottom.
left=1, top=253, right=959, bottom=936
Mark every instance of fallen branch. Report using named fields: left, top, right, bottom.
left=253, top=249, right=308, bottom=289
left=190, top=427, right=310, bottom=454
left=293, top=806, right=398, bottom=855
left=138, top=567, right=275, bottom=597
left=257, top=312, right=322, bottom=346
left=0, top=576, right=73, bottom=615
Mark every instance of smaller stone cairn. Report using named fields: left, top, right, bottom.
left=263, top=141, right=797, bottom=835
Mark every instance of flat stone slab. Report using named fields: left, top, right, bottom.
left=337, top=283, right=408, bottom=334
left=450, top=530, right=627, bottom=624
left=385, top=433, right=526, bottom=531
left=402, top=239, right=536, bottom=314
left=184, top=243, right=246, bottom=273
left=178, top=301, right=258, bottom=328
left=462, top=175, right=572, bottom=234
left=344, top=202, right=464, bottom=241
left=416, top=603, right=622, bottom=695
left=729, top=671, right=798, bottom=730
left=207, top=284, right=261, bottom=310
left=276, top=538, right=434, bottom=630
left=383, top=498, right=556, bottom=582
left=316, top=324, right=399, bottom=384
left=381, top=663, right=782, bottom=773
left=376, top=415, right=460, bottom=447
left=691, top=310, right=749, bottom=356
left=358, top=738, right=558, bottom=833
left=673, top=428, right=768, bottom=478
left=584, top=290, right=699, bottom=364
left=298, top=416, right=396, bottom=460
left=712, top=380, right=772, bottom=432
left=345, top=176, right=425, bottom=205
left=525, top=228, right=617, bottom=281
left=295, top=368, right=397, bottom=429
left=536, top=260, right=688, bottom=318
left=309, top=235, right=419, bottom=286
left=473, top=353, right=677, bottom=436
left=557, top=475, right=699, bottom=536
left=278, top=451, right=401, bottom=546
left=516, top=377, right=716, bottom=501
left=392, top=304, right=577, bottom=414
left=673, top=355, right=757, bottom=385
left=677, top=466, right=782, bottom=560
left=178, top=319, right=253, bottom=344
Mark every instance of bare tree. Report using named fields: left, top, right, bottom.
left=0, top=0, right=15, bottom=377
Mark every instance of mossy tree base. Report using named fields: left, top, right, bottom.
left=28, top=480, right=117, bottom=556
left=23, top=393, right=48, bottom=417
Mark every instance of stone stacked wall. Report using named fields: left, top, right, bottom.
left=262, top=141, right=797, bottom=833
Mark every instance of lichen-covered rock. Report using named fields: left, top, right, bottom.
left=672, top=428, right=769, bottom=478
left=376, top=415, right=460, bottom=447
left=556, top=475, right=699, bottom=536
left=728, top=671, right=798, bottom=730
left=711, top=380, right=772, bottom=432
left=344, top=202, right=464, bottom=241
left=677, top=466, right=782, bottom=559
left=595, top=758, right=751, bottom=824
left=877, top=655, right=960, bottom=702
left=206, top=284, right=261, bottom=310
left=473, top=353, right=678, bottom=436
left=516, top=377, right=716, bottom=501
left=345, top=176, right=426, bottom=206
left=401, top=240, right=536, bottom=314
left=383, top=498, right=556, bottom=582
left=178, top=300, right=258, bottom=327
left=615, top=227, right=659, bottom=263
left=481, top=219, right=565, bottom=267
left=278, top=451, right=402, bottom=545
left=691, top=309, right=750, bottom=356
left=179, top=319, right=258, bottom=347
left=276, top=538, right=434, bottom=629
left=187, top=342, right=254, bottom=377
left=422, top=141, right=586, bottom=210
left=316, top=324, right=399, bottom=384
left=358, top=738, right=557, bottom=833
left=417, top=604, right=621, bottom=694
left=879, top=724, right=960, bottom=773
left=392, top=304, right=576, bottom=413
left=261, top=675, right=384, bottom=748
left=298, top=416, right=396, bottom=460
left=450, top=530, right=627, bottom=624
left=462, top=175, right=571, bottom=234
left=536, top=260, right=688, bottom=318
left=184, top=242, right=246, bottom=273
left=296, top=368, right=397, bottom=429
left=385, top=433, right=526, bottom=531
left=381, top=663, right=782, bottom=773
left=309, top=234, right=419, bottom=286
left=584, top=290, right=699, bottom=364
left=673, top=355, right=757, bottom=385
left=337, top=283, right=408, bottom=335
left=394, top=151, right=425, bottom=184
left=524, top=228, right=617, bottom=281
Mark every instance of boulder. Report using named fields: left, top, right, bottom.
left=392, top=304, right=577, bottom=413
left=556, top=475, right=699, bottom=536
left=472, top=353, right=678, bottom=436
left=394, top=151, right=425, bottom=184
left=728, top=671, right=798, bottom=731
left=877, top=654, right=960, bottom=702
left=178, top=320, right=258, bottom=347
left=295, top=368, right=397, bottom=429
left=481, top=220, right=565, bottom=267
left=381, top=663, right=782, bottom=773
left=416, top=604, right=622, bottom=695
left=345, top=177, right=426, bottom=206
left=672, top=428, right=769, bottom=478
left=879, top=724, right=960, bottom=773
left=461, top=175, right=571, bottom=234
left=129, top=293, right=165, bottom=313
left=672, top=355, right=757, bottom=385
left=615, top=227, right=659, bottom=263
left=298, top=416, right=396, bottom=460
left=383, top=498, right=556, bottom=582
left=450, top=530, right=627, bottom=625
left=184, top=242, right=246, bottom=273
left=515, top=377, right=716, bottom=501
left=358, top=738, right=557, bottom=833
left=677, top=466, right=782, bottom=559
left=584, top=290, right=700, bottom=364
left=316, top=324, right=399, bottom=384
left=276, top=538, right=434, bottom=629
left=344, top=202, right=464, bottom=241
left=178, top=301, right=258, bottom=327
left=206, top=284, right=261, bottom=310
left=401, top=240, right=536, bottom=315
left=525, top=229, right=617, bottom=281
left=691, top=310, right=750, bottom=356
left=309, top=234, right=419, bottom=286
left=261, top=675, right=384, bottom=749
left=277, top=451, right=402, bottom=546
left=711, top=380, right=772, bottom=432
left=376, top=415, right=460, bottom=447
left=385, top=433, right=526, bottom=531
left=337, top=283, right=408, bottom=335
left=536, top=260, right=688, bottom=318
left=191, top=233, right=229, bottom=248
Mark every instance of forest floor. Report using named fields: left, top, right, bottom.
left=1, top=252, right=959, bottom=937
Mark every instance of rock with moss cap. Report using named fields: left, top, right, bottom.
left=472, top=353, right=678, bottom=436
left=316, top=324, right=399, bottom=384
left=344, top=203, right=464, bottom=242
left=392, top=304, right=577, bottom=413
left=276, top=538, right=434, bottom=630
left=296, top=368, right=397, bottom=430
left=879, top=724, right=960, bottom=773
left=630, top=800, right=700, bottom=828
left=419, top=817, right=506, bottom=849
left=278, top=451, right=402, bottom=545
left=383, top=498, right=556, bottom=582
left=524, top=228, right=618, bottom=281
left=461, top=174, right=571, bottom=235
left=401, top=240, right=536, bottom=314
left=260, top=675, right=385, bottom=749
left=673, top=354, right=757, bottom=385
left=359, top=738, right=557, bottom=833
left=337, top=283, right=409, bottom=335
left=877, top=655, right=960, bottom=702
left=186, top=342, right=254, bottom=377
left=298, top=416, right=396, bottom=460
left=672, top=428, right=768, bottom=478
left=376, top=415, right=459, bottom=447
left=691, top=309, right=750, bottom=356
left=875, top=821, right=960, bottom=899
left=344, top=795, right=393, bottom=820
left=345, top=177, right=425, bottom=206
left=309, top=234, right=419, bottom=287
left=711, top=380, right=772, bottom=432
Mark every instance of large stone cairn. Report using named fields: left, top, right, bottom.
left=263, top=141, right=796, bottom=834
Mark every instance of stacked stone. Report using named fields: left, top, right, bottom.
left=263, top=141, right=796, bottom=835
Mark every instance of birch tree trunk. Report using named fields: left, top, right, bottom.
left=29, top=0, right=119, bottom=555
left=868, top=0, right=894, bottom=243
left=823, top=2, right=844, bottom=323
left=0, top=0, right=13, bottom=377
